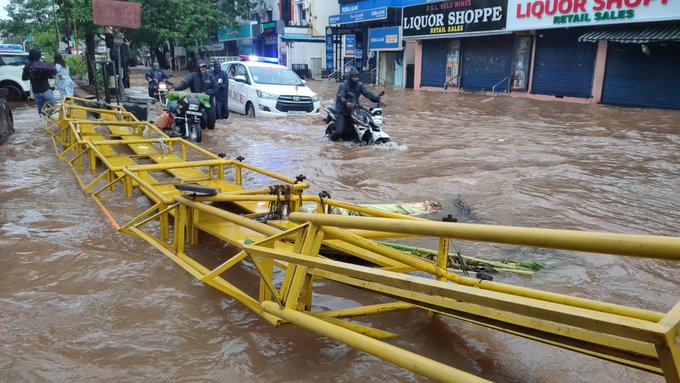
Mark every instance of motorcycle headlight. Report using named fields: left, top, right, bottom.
left=188, top=104, right=199, bottom=111
left=310, top=93, right=320, bottom=102
left=256, top=90, right=278, bottom=100
left=158, top=83, right=167, bottom=90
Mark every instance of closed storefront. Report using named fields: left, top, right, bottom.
left=531, top=30, right=598, bottom=99
left=461, top=35, right=514, bottom=92
left=403, top=0, right=508, bottom=89
left=579, top=25, right=680, bottom=110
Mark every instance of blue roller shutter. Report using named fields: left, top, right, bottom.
left=532, top=30, right=597, bottom=98
left=602, top=43, right=680, bottom=110
left=461, top=35, right=514, bottom=92
left=420, top=39, right=447, bottom=88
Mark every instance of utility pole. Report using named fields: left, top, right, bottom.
left=52, top=0, right=60, bottom=50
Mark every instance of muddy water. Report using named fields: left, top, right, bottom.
left=1, top=80, right=679, bottom=383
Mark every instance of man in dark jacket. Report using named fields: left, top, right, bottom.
left=329, top=67, right=381, bottom=141
left=211, top=60, right=229, bottom=120
left=175, top=60, right=216, bottom=129
left=22, top=48, right=55, bottom=116
left=145, top=62, right=170, bottom=98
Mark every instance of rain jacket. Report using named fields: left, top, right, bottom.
left=335, top=67, right=381, bottom=115
left=211, top=60, right=229, bottom=101
left=174, top=60, right=216, bottom=97
left=145, top=68, right=170, bottom=90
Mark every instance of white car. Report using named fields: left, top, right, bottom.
left=0, top=44, right=31, bottom=101
left=221, top=56, right=321, bottom=117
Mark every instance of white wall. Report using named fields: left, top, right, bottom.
left=310, top=0, right=337, bottom=70
left=286, top=41, right=324, bottom=69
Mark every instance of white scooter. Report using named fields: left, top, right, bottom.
left=324, top=91, right=390, bottom=145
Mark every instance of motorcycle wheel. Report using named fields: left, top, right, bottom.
left=189, top=123, right=202, bottom=143
left=325, top=122, right=336, bottom=137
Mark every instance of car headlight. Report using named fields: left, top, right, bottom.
left=310, top=93, right=320, bottom=102
left=256, top=90, right=278, bottom=100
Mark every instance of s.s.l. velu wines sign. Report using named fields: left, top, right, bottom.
left=402, top=0, right=507, bottom=38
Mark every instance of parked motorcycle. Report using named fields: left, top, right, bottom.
left=324, top=91, right=390, bottom=145
left=163, top=91, right=210, bottom=143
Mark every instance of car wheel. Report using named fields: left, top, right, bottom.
left=246, top=102, right=255, bottom=118
left=2, top=84, right=24, bottom=102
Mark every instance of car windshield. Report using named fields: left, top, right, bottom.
left=249, top=66, right=305, bottom=86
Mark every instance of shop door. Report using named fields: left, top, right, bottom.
left=461, top=35, right=514, bottom=92
left=532, top=29, right=597, bottom=98
left=602, top=43, right=680, bottom=110
left=420, top=39, right=448, bottom=88
left=384, top=52, right=396, bottom=85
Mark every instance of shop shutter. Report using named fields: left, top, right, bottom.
left=602, top=43, right=680, bottom=110
left=532, top=30, right=597, bottom=98
left=461, top=35, right=514, bottom=92
left=420, top=39, right=447, bottom=88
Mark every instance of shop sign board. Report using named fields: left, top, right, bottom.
left=92, top=0, right=141, bottom=29
left=402, top=0, right=507, bottom=38
left=329, top=7, right=388, bottom=25
left=218, top=23, right=253, bottom=42
left=507, top=0, right=680, bottom=30
left=344, top=35, right=356, bottom=57
left=369, top=26, right=402, bottom=51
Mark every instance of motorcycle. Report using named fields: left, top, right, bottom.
left=324, top=91, right=390, bottom=145
left=162, top=91, right=210, bottom=143
left=150, top=79, right=173, bottom=104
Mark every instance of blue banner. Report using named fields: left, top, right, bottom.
left=329, top=7, right=388, bottom=25
left=218, top=23, right=252, bottom=41
left=344, top=35, right=356, bottom=57
left=340, top=0, right=435, bottom=13
left=325, top=27, right=334, bottom=71
left=368, top=26, right=401, bottom=51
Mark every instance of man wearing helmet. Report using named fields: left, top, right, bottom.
left=329, top=67, right=382, bottom=141
left=145, top=62, right=170, bottom=98
left=174, top=60, right=217, bottom=129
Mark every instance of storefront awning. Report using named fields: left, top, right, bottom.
left=280, top=34, right=325, bottom=42
left=579, top=24, right=680, bottom=44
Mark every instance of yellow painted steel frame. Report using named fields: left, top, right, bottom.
left=46, top=98, right=680, bottom=383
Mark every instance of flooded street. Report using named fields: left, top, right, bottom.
left=1, top=79, right=680, bottom=382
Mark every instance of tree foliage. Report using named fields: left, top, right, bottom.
left=2, top=0, right=253, bottom=51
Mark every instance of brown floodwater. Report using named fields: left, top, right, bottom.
left=1, top=78, right=679, bottom=383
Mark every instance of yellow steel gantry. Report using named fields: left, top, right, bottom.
left=44, top=97, right=680, bottom=382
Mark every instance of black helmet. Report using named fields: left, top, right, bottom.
left=212, top=60, right=221, bottom=71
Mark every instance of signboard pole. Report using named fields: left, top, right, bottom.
left=376, top=51, right=380, bottom=86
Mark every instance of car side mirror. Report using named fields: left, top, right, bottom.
left=234, top=75, right=246, bottom=83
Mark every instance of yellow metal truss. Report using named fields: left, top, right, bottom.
left=44, top=97, right=680, bottom=383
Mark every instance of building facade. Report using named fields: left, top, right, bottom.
left=332, top=0, right=680, bottom=109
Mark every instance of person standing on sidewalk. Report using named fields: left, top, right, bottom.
left=54, top=54, right=75, bottom=97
